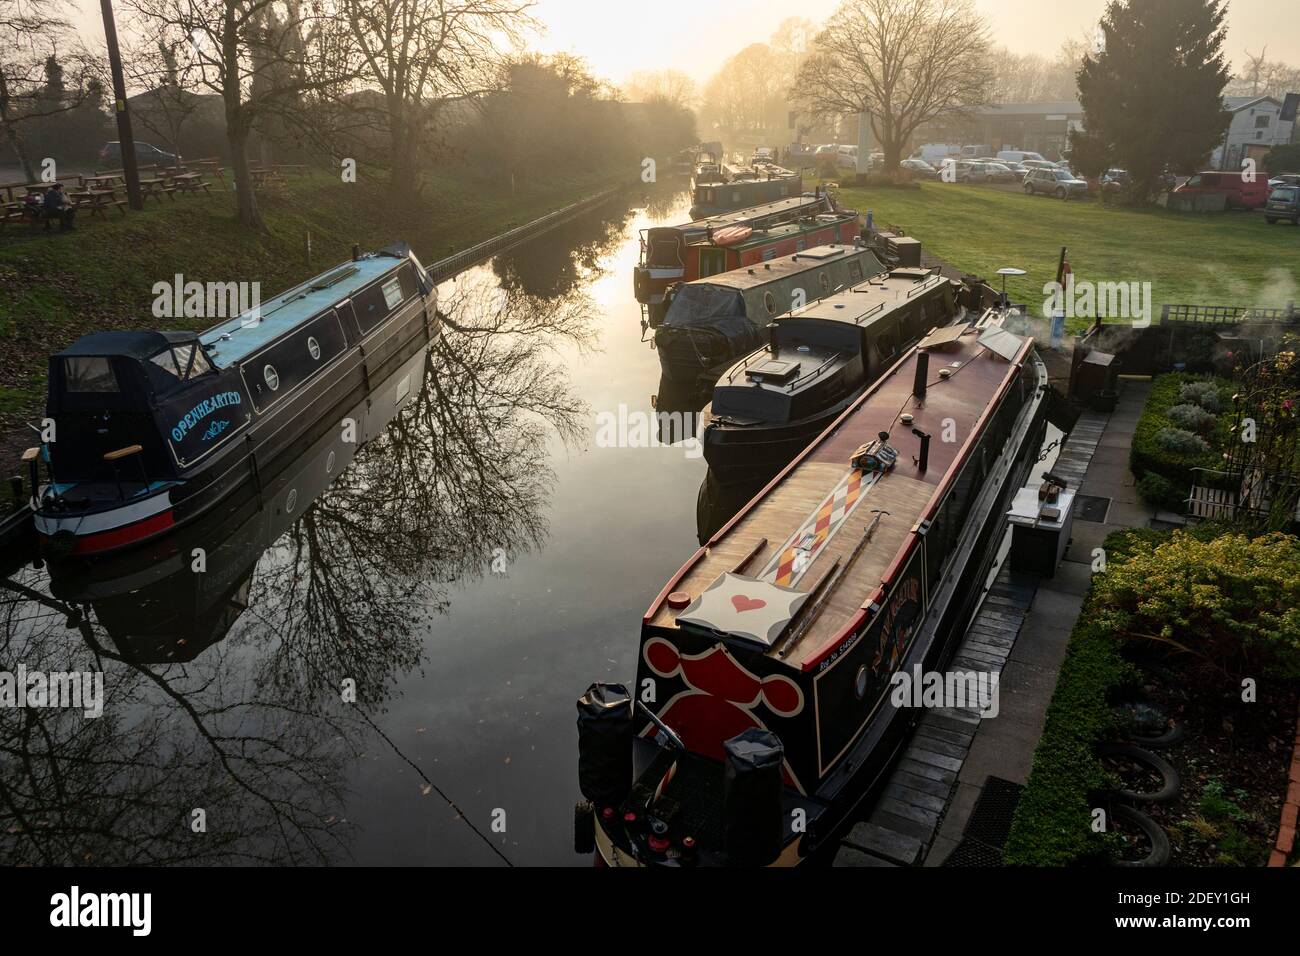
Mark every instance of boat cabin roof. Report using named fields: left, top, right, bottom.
left=686, top=244, right=866, bottom=292
left=654, top=195, right=827, bottom=236
left=55, top=329, right=198, bottom=360
left=648, top=325, right=1032, bottom=669
left=200, top=254, right=401, bottom=368
left=781, top=268, right=948, bottom=326
left=728, top=213, right=853, bottom=252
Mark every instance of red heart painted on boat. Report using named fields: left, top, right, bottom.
left=731, top=595, right=766, bottom=613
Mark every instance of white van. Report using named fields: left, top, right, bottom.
left=997, top=149, right=1046, bottom=165
left=960, top=144, right=995, bottom=159
left=913, top=143, right=962, bottom=165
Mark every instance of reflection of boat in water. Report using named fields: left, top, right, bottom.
left=576, top=315, right=1048, bottom=867
left=699, top=267, right=964, bottom=485
left=696, top=468, right=766, bottom=545
left=46, top=347, right=430, bottom=663
left=31, top=243, right=438, bottom=558
left=654, top=244, right=884, bottom=388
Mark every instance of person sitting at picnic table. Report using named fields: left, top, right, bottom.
left=42, top=183, right=75, bottom=231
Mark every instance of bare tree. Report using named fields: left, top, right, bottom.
left=791, top=0, right=993, bottom=171
left=0, top=0, right=98, bottom=180
left=122, top=32, right=206, bottom=168
left=342, top=0, right=533, bottom=201
left=126, top=0, right=350, bottom=229
left=622, top=69, right=698, bottom=111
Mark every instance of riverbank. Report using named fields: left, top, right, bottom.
left=0, top=163, right=630, bottom=477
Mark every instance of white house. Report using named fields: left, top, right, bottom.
left=1212, top=95, right=1296, bottom=170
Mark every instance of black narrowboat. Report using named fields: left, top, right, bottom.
left=699, top=267, right=960, bottom=483
left=654, top=244, right=885, bottom=388
left=576, top=315, right=1049, bottom=867
left=30, top=243, right=438, bottom=557
left=689, top=164, right=803, bottom=218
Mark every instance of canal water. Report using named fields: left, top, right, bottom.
left=0, top=183, right=727, bottom=866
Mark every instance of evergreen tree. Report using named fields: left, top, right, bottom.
left=1070, top=0, right=1231, bottom=202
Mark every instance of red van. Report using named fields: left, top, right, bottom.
left=1173, top=170, right=1270, bottom=209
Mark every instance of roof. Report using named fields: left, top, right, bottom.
left=56, top=330, right=198, bottom=360
left=649, top=326, right=1032, bottom=667
left=655, top=194, right=827, bottom=235
left=1224, top=95, right=1282, bottom=111
left=978, top=101, right=1082, bottom=116
left=687, top=243, right=865, bottom=290
left=201, top=254, right=398, bottom=368
left=781, top=269, right=946, bottom=324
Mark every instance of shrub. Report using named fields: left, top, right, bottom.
left=1166, top=402, right=1216, bottom=432
left=1178, top=380, right=1224, bottom=412
left=1090, top=530, right=1300, bottom=678
left=1136, top=472, right=1182, bottom=511
left=1130, top=374, right=1233, bottom=493
left=1154, top=426, right=1210, bottom=455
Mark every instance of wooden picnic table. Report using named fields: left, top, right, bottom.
left=171, top=171, right=211, bottom=195
left=69, top=188, right=126, bottom=218
left=81, top=174, right=122, bottom=189
left=138, top=177, right=176, bottom=202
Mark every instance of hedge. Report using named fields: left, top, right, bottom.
left=1003, top=523, right=1245, bottom=865
left=1130, top=373, right=1235, bottom=504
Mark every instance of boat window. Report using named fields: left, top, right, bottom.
left=819, top=272, right=831, bottom=295
left=63, top=356, right=118, bottom=393
left=264, top=364, right=280, bottom=391
left=381, top=276, right=404, bottom=310
left=150, top=344, right=212, bottom=382
left=849, top=259, right=863, bottom=282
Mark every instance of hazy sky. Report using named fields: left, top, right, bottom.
left=70, top=0, right=1300, bottom=88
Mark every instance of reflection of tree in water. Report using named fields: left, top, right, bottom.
left=641, top=183, right=693, bottom=222
left=0, top=277, right=590, bottom=865
left=247, top=275, right=592, bottom=705
left=491, top=201, right=632, bottom=299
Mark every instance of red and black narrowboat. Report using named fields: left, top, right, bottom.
left=576, top=317, right=1048, bottom=866
left=29, top=243, right=438, bottom=558
left=634, top=191, right=856, bottom=315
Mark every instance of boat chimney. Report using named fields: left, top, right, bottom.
left=912, top=428, right=931, bottom=473
left=351, top=243, right=361, bottom=262
left=913, top=350, right=929, bottom=399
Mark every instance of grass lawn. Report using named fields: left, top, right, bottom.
left=0, top=162, right=627, bottom=471
left=834, top=181, right=1300, bottom=324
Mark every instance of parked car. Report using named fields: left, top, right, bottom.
left=980, top=161, right=1020, bottom=183
left=1020, top=159, right=1059, bottom=172
left=997, top=149, right=1047, bottom=165
left=1267, top=173, right=1300, bottom=190
left=1024, top=167, right=1089, bottom=199
left=1173, top=170, right=1270, bottom=209
left=901, top=158, right=939, bottom=179
left=1264, top=185, right=1300, bottom=224
left=960, top=144, right=995, bottom=159
left=835, top=145, right=860, bottom=170
left=913, top=143, right=963, bottom=164
left=980, top=157, right=1027, bottom=176
left=98, top=140, right=181, bottom=168
left=941, top=159, right=990, bottom=183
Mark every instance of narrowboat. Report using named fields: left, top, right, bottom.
left=689, top=164, right=802, bottom=218
left=29, top=243, right=438, bottom=558
left=654, top=244, right=886, bottom=388
left=575, top=315, right=1049, bottom=867
left=634, top=190, right=851, bottom=313
left=699, top=267, right=962, bottom=484
left=45, top=345, right=430, bottom=663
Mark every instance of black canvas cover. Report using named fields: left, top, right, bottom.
left=723, top=727, right=784, bottom=866
left=576, top=682, right=634, bottom=807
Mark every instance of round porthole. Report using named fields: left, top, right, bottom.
left=764, top=291, right=777, bottom=315
left=326, top=450, right=336, bottom=474
left=854, top=665, right=869, bottom=700
left=263, top=364, right=280, bottom=390
left=307, top=336, right=321, bottom=360
left=285, top=488, right=298, bottom=513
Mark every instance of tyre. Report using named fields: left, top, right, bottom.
left=1097, top=743, right=1181, bottom=803
left=1111, top=804, right=1171, bottom=867
left=1055, top=186, right=1067, bottom=200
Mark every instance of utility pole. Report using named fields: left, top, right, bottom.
left=100, top=0, right=143, bottom=210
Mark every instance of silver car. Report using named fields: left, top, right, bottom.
left=1024, top=167, right=1088, bottom=199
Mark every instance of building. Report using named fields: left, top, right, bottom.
left=1212, top=95, right=1297, bottom=170
left=910, top=101, right=1084, bottom=161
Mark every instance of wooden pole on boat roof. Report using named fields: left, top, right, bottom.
left=100, top=0, right=143, bottom=211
